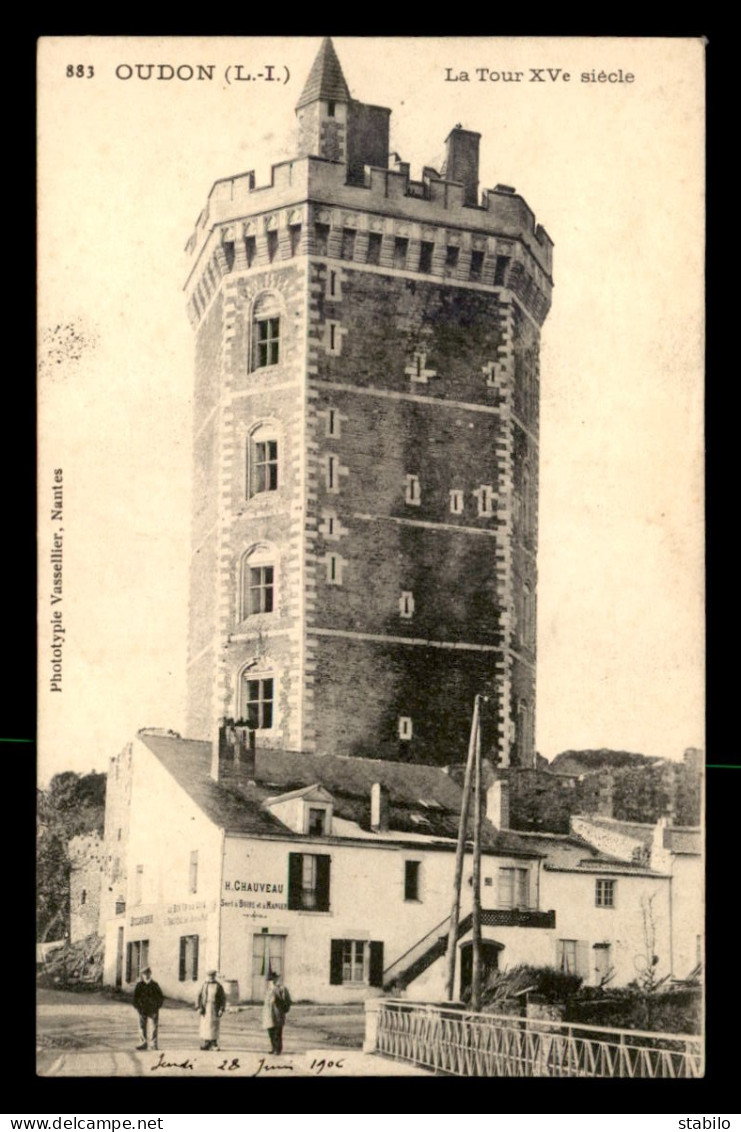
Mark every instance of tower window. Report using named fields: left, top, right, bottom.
left=189, top=850, right=198, bottom=894
left=476, top=484, right=495, bottom=517
left=405, top=475, right=421, bottom=506
left=367, top=232, right=382, bottom=266
left=399, top=591, right=415, bottom=619
left=328, top=269, right=338, bottom=298
left=243, top=677, right=274, bottom=730
left=80, top=888, right=87, bottom=906
left=315, top=223, right=330, bottom=256
left=404, top=861, right=421, bottom=901
left=445, top=245, right=460, bottom=273
left=266, top=230, right=278, bottom=263
left=247, top=565, right=274, bottom=614
left=398, top=717, right=413, bottom=741
left=341, top=228, right=356, bottom=261
left=251, top=291, right=282, bottom=369
left=470, top=249, right=484, bottom=281
left=289, top=225, right=302, bottom=257
left=419, top=241, right=434, bottom=274
left=246, top=236, right=257, bottom=268
left=326, top=553, right=345, bottom=585
left=494, top=255, right=510, bottom=286
left=393, top=238, right=409, bottom=270
left=327, top=100, right=336, bottom=117
left=326, top=408, right=340, bottom=438
left=450, top=490, right=464, bottom=515
left=248, top=435, right=278, bottom=497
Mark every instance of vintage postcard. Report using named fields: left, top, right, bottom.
left=37, top=35, right=705, bottom=1080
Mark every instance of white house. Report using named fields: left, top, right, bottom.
left=99, top=729, right=688, bottom=1004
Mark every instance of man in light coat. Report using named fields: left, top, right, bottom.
left=262, top=970, right=291, bottom=1054
left=197, top=969, right=226, bottom=1050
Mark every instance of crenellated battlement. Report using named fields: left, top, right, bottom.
left=187, top=153, right=552, bottom=275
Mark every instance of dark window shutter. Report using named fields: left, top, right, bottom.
left=287, top=853, right=303, bottom=910
left=329, top=939, right=344, bottom=985
left=369, top=941, right=384, bottom=988
left=178, top=936, right=186, bottom=982
left=126, top=943, right=132, bottom=984
left=316, top=855, right=331, bottom=912
left=192, top=935, right=199, bottom=981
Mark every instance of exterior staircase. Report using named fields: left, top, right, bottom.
left=383, top=908, right=556, bottom=992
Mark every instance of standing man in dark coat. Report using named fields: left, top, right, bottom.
left=262, top=970, right=291, bottom=1054
left=133, top=966, right=164, bottom=1050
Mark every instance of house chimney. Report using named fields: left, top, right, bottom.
left=486, top=778, right=510, bottom=829
left=442, top=126, right=481, bottom=207
left=596, top=769, right=614, bottom=817
left=370, top=783, right=389, bottom=832
left=211, top=720, right=256, bottom=782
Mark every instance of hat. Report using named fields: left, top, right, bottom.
left=268, top=971, right=279, bottom=981
left=207, top=969, right=217, bottom=977
left=142, top=967, right=152, bottom=976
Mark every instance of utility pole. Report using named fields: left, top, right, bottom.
left=444, top=694, right=481, bottom=1002
left=471, top=703, right=483, bottom=1011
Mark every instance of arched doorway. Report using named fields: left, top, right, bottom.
left=459, top=940, right=504, bottom=1001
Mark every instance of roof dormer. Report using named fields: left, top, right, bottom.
left=262, top=784, right=334, bottom=836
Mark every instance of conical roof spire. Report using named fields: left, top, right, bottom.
left=296, top=37, right=351, bottom=110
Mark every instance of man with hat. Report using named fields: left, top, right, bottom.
left=197, top=969, right=226, bottom=1050
left=262, top=969, right=291, bottom=1054
left=133, top=966, right=164, bottom=1051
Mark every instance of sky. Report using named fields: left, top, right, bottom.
left=37, top=36, right=705, bottom=783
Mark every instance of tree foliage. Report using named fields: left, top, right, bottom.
left=36, top=771, right=106, bottom=942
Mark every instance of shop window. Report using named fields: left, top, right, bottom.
left=189, top=850, right=198, bottom=895
left=404, top=861, right=421, bottom=901
left=243, top=676, right=274, bottom=731
left=126, top=939, right=149, bottom=983
left=287, top=852, right=331, bottom=912
left=329, top=939, right=384, bottom=986
left=179, top=934, right=199, bottom=982
left=247, top=426, right=279, bottom=497
left=595, top=879, right=616, bottom=908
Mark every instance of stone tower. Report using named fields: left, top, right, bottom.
left=185, top=38, right=552, bottom=769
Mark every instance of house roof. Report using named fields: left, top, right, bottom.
left=509, top=830, right=661, bottom=875
left=574, top=814, right=701, bottom=856
left=137, top=732, right=538, bottom=858
left=296, top=37, right=352, bottom=110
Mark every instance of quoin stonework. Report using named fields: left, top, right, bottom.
left=184, top=37, right=552, bottom=769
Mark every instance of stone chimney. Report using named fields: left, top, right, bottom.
left=486, top=778, right=510, bottom=829
left=370, top=782, right=389, bottom=832
left=596, top=769, right=614, bottom=817
left=442, top=126, right=481, bottom=206
left=211, top=720, right=256, bottom=782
